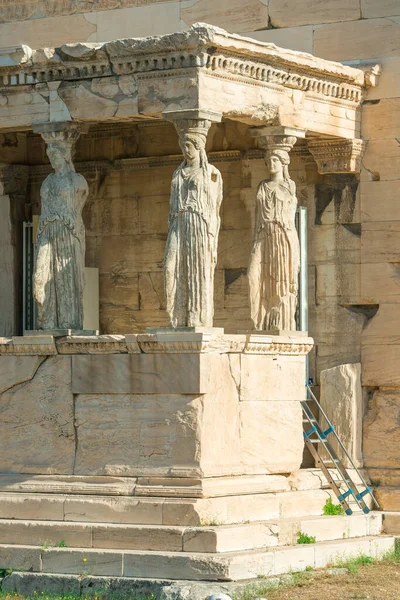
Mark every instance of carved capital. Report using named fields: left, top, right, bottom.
left=33, top=121, right=82, bottom=148
left=250, top=126, right=306, bottom=155
left=308, top=138, right=366, bottom=174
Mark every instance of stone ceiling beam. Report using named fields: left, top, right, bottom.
left=0, top=24, right=377, bottom=139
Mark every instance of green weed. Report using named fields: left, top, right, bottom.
left=323, top=497, right=345, bottom=515
left=297, top=531, right=316, bottom=544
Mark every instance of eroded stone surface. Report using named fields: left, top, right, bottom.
left=0, top=356, right=75, bottom=474
left=320, top=363, right=363, bottom=468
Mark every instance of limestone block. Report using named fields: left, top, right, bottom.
left=97, top=235, right=166, bottom=274
left=2, top=572, right=80, bottom=597
left=277, top=489, right=333, bottom=519
left=73, top=393, right=201, bottom=476
left=240, top=401, right=304, bottom=474
left=180, top=0, right=269, bottom=34
left=89, top=3, right=181, bottom=42
left=0, top=546, right=41, bottom=573
left=383, top=512, right=400, bottom=532
left=0, top=494, right=64, bottom=521
left=71, top=354, right=211, bottom=394
left=320, top=363, right=363, bottom=468
left=362, top=139, right=400, bottom=182
left=0, top=14, right=96, bottom=48
left=242, top=25, right=314, bottom=54
left=0, top=521, right=92, bottom=549
left=366, top=57, right=400, bottom=100
left=376, top=488, right=400, bottom=511
left=362, top=221, right=400, bottom=264
left=42, top=548, right=123, bottom=577
left=58, top=82, right=119, bottom=120
left=273, top=545, right=315, bottom=575
left=0, top=356, right=43, bottom=394
left=269, top=0, right=360, bottom=28
left=92, top=524, right=183, bottom=551
left=360, top=263, right=400, bottom=303
left=361, top=0, right=400, bottom=18
left=139, top=195, right=170, bottom=235
left=99, top=273, right=140, bottom=312
left=314, top=18, right=400, bottom=61
left=315, top=263, right=361, bottom=302
left=240, top=354, right=306, bottom=402
left=288, top=470, right=326, bottom=491
left=0, top=474, right=136, bottom=495
left=363, top=390, right=400, bottom=467
left=64, top=496, right=164, bottom=524
left=182, top=523, right=278, bottom=553
left=314, top=538, right=371, bottom=569
left=362, top=304, right=400, bottom=345
left=360, top=181, right=400, bottom=222
left=138, top=272, right=165, bottom=310
left=122, top=551, right=230, bottom=581
left=87, top=193, right=140, bottom=237
left=0, top=356, right=75, bottom=474
left=309, top=223, right=360, bottom=265
left=0, top=0, right=38, bottom=22
left=362, top=98, right=400, bottom=140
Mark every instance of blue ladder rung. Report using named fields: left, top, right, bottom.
left=304, top=425, right=317, bottom=439
left=320, top=425, right=335, bottom=439
left=338, top=488, right=353, bottom=502
left=356, top=487, right=371, bottom=500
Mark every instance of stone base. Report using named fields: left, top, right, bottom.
left=239, top=329, right=308, bottom=337
left=0, top=332, right=313, bottom=478
left=24, top=329, right=99, bottom=337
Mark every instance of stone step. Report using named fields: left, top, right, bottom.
left=0, top=536, right=394, bottom=581
left=382, top=511, right=400, bottom=534
left=0, top=489, right=338, bottom=526
left=0, top=512, right=383, bottom=553
left=376, top=487, right=400, bottom=511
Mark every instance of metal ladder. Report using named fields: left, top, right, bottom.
left=302, top=383, right=380, bottom=515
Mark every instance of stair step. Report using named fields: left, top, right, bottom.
left=0, top=489, right=339, bottom=525
left=0, top=536, right=394, bottom=581
left=0, top=512, right=383, bottom=553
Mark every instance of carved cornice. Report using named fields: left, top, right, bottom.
left=308, top=138, right=366, bottom=174
left=0, top=333, right=314, bottom=356
left=0, top=24, right=369, bottom=111
left=244, top=335, right=314, bottom=355
left=0, top=336, right=57, bottom=355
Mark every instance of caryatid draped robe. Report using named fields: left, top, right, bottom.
left=34, top=170, right=89, bottom=330
left=164, top=160, right=223, bottom=328
left=248, top=178, right=300, bottom=331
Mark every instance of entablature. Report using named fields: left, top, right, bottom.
left=0, top=23, right=379, bottom=142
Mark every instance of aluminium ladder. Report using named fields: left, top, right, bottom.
left=302, top=383, right=380, bottom=515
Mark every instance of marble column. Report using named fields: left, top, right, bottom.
left=162, top=110, right=223, bottom=329
left=32, top=122, right=89, bottom=332
left=248, top=127, right=305, bottom=332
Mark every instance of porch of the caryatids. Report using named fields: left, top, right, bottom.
left=162, top=110, right=223, bottom=329
left=32, top=122, right=89, bottom=332
left=248, top=127, right=305, bottom=333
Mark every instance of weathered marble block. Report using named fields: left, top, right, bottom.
left=0, top=333, right=312, bottom=479
left=320, top=363, right=363, bottom=468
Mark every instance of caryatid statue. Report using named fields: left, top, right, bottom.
left=164, top=117, right=223, bottom=328
left=248, top=135, right=300, bottom=331
left=33, top=123, right=89, bottom=330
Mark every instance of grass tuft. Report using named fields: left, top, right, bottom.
left=323, top=497, right=345, bottom=516
left=297, top=531, right=316, bottom=544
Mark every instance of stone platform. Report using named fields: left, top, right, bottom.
left=0, top=331, right=390, bottom=592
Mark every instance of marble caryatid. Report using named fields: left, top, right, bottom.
left=33, top=124, right=89, bottom=330
left=164, top=118, right=223, bottom=328
left=248, top=136, right=300, bottom=331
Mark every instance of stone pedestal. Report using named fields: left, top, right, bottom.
left=0, top=332, right=313, bottom=487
